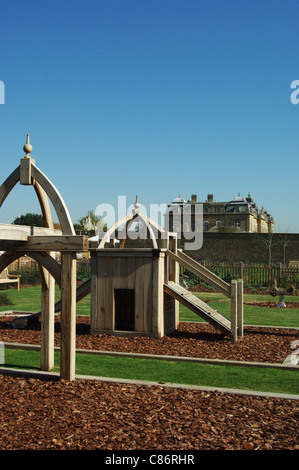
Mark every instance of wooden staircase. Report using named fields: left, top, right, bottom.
left=164, top=281, right=232, bottom=336
left=165, top=249, right=243, bottom=341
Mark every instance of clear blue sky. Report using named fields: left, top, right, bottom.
left=0, top=0, right=298, bottom=232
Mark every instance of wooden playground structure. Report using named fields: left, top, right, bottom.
left=90, top=198, right=243, bottom=340
left=0, top=135, right=87, bottom=380
left=0, top=135, right=244, bottom=381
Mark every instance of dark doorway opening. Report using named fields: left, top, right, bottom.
left=114, top=289, right=135, bottom=331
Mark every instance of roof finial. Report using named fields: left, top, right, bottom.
left=23, top=133, right=33, bottom=157
left=133, top=195, right=140, bottom=214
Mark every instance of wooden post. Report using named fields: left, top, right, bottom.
left=237, top=278, right=244, bottom=337
left=230, top=279, right=237, bottom=343
left=60, top=252, right=77, bottom=381
left=168, top=236, right=179, bottom=328
left=152, top=250, right=165, bottom=338
left=40, top=257, right=55, bottom=371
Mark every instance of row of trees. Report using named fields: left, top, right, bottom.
left=12, top=210, right=106, bottom=234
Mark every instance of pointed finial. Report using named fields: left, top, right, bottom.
left=133, top=195, right=140, bottom=214
left=23, top=133, right=33, bottom=157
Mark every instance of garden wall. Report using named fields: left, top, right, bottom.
left=183, top=232, right=299, bottom=264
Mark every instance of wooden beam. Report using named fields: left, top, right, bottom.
left=26, top=235, right=88, bottom=252
left=0, top=235, right=88, bottom=252
left=152, top=251, right=165, bottom=338
left=27, top=251, right=62, bottom=287
left=20, top=156, right=35, bottom=185
left=230, top=280, right=238, bottom=343
left=0, top=166, right=20, bottom=208
left=167, top=249, right=231, bottom=297
left=0, top=223, right=62, bottom=239
left=40, top=258, right=55, bottom=372
left=237, top=278, right=244, bottom=337
left=60, top=252, right=77, bottom=381
left=31, top=164, right=75, bottom=235
left=34, top=181, right=55, bottom=229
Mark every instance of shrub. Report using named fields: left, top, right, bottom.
left=0, top=292, right=13, bottom=306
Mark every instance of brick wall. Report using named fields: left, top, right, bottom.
left=182, top=232, right=299, bottom=263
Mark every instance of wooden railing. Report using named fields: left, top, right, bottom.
left=166, top=249, right=243, bottom=341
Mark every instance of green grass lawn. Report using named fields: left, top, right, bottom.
left=0, top=285, right=298, bottom=395
left=1, top=285, right=298, bottom=326
left=2, top=348, right=299, bottom=395
left=179, top=291, right=299, bottom=328
left=0, top=285, right=90, bottom=316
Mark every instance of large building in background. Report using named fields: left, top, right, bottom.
left=165, top=193, right=274, bottom=234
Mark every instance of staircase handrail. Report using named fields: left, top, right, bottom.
left=167, top=249, right=231, bottom=297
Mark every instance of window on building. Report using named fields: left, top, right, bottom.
left=204, top=221, right=209, bottom=231
left=234, top=220, right=241, bottom=228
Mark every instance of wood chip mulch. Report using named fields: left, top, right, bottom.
left=0, top=315, right=298, bottom=451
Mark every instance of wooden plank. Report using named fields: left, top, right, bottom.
left=237, top=278, right=244, bottom=337
left=135, top=257, right=145, bottom=332
left=26, top=251, right=61, bottom=287
left=165, top=282, right=231, bottom=336
left=0, top=223, right=62, bottom=237
left=40, top=257, right=55, bottom=372
left=60, top=252, right=77, bottom=381
left=0, top=235, right=88, bottom=252
left=113, top=257, right=122, bottom=289
left=94, top=248, right=156, bottom=257
left=144, top=259, right=153, bottom=333
left=167, top=250, right=230, bottom=297
left=96, top=256, right=107, bottom=331
left=230, top=279, right=238, bottom=343
left=105, top=256, right=114, bottom=331
left=90, top=254, right=98, bottom=332
left=152, top=252, right=165, bottom=337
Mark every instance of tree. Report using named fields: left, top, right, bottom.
left=255, top=229, right=279, bottom=266
left=74, top=210, right=106, bottom=233
left=12, top=213, right=44, bottom=227
left=277, top=233, right=290, bottom=266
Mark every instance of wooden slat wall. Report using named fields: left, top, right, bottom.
left=90, top=250, right=161, bottom=336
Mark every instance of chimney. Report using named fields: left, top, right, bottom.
left=191, top=194, right=198, bottom=202
left=207, top=194, right=214, bottom=202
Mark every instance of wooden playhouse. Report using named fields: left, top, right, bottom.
left=90, top=199, right=244, bottom=341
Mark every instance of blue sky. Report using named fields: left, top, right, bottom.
left=0, top=0, right=298, bottom=232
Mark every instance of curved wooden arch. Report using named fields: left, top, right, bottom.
left=0, top=166, right=20, bottom=208
left=0, top=251, right=61, bottom=287
left=34, top=181, right=54, bottom=229
left=0, top=163, right=74, bottom=235
left=31, top=165, right=75, bottom=235
left=98, top=212, right=166, bottom=249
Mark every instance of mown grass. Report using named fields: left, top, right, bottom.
left=1, top=286, right=298, bottom=326
left=0, top=285, right=90, bottom=316
left=2, top=348, right=299, bottom=395
left=179, top=291, right=299, bottom=327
